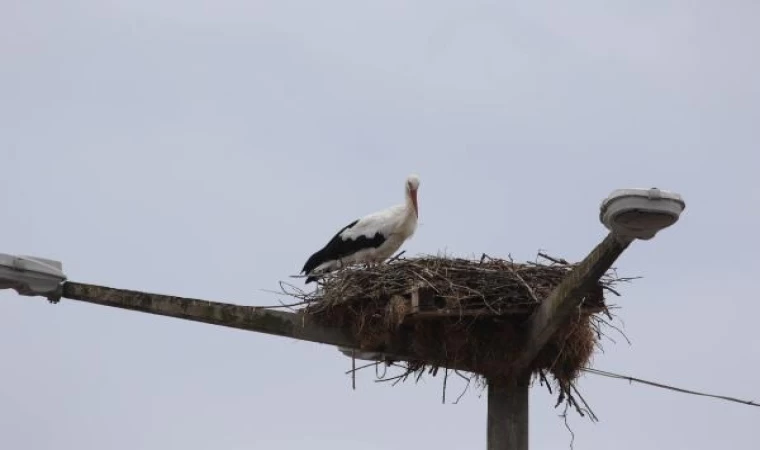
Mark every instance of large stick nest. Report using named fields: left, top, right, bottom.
left=283, top=253, right=631, bottom=410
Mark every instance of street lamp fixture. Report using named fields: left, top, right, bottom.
left=600, top=187, right=686, bottom=240
left=0, top=253, right=67, bottom=302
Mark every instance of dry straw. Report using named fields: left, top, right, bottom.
left=283, top=252, right=632, bottom=413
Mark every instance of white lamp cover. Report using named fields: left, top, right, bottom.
left=600, top=188, right=685, bottom=240
left=0, top=253, right=67, bottom=299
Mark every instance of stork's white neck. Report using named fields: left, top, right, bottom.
left=405, top=188, right=419, bottom=218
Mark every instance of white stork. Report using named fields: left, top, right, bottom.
left=301, top=174, right=421, bottom=283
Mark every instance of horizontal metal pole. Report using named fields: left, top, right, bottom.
left=61, top=282, right=357, bottom=348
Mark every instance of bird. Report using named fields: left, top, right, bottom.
left=301, top=174, right=420, bottom=284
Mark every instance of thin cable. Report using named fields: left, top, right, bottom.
left=582, top=367, right=760, bottom=408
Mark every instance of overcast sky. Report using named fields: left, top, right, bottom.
left=2, top=1, right=759, bottom=449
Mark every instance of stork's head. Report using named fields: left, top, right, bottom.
left=405, top=174, right=420, bottom=217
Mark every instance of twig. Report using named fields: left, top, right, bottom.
left=454, top=370, right=472, bottom=404
left=538, top=252, right=569, bottom=265
left=375, top=373, right=408, bottom=384
left=560, top=403, right=576, bottom=450
left=570, top=383, right=598, bottom=422
left=387, top=250, right=407, bottom=263
left=480, top=253, right=494, bottom=263
left=538, top=369, right=553, bottom=395
left=352, top=351, right=356, bottom=390
left=443, top=368, right=449, bottom=404
left=601, top=285, right=622, bottom=296
left=376, top=361, right=387, bottom=379
left=507, top=259, right=541, bottom=304
left=593, top=316, right=631, bottom=345
left=345, top=361, right=378, bottom=375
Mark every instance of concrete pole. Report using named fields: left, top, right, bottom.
left=487, top=374, right=530, bottom=450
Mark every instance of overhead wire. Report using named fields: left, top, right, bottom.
left=582, top=367, right=760, bottom=408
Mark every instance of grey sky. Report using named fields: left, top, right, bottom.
left=1, top=1, right=759, bottom=448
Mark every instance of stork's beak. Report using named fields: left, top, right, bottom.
left=411, top=189, right=418, bottom=217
